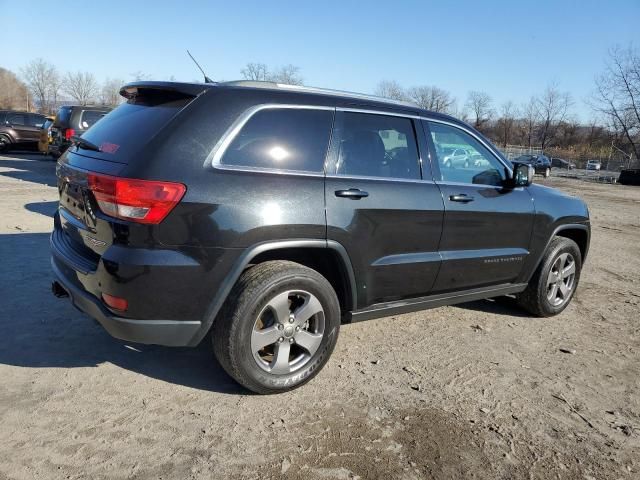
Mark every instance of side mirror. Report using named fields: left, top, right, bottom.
left=506, top=163, right=533, bottom=188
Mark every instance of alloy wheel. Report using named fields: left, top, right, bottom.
left=251, top=290, right=325, bottom=374
left=546, top=252, right=576, bottom=307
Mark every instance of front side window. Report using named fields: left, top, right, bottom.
left=220, top=108, right=334, bottom=172
left=332, top=112, right=420, bottom=180
left=428, top=121, right=506, bottom=186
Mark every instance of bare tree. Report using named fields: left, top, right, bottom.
left=496, top=101, right=518, bottom=147
left=465, top=91, right=493, bottom=130
left=267, top=64, right=303, bottom=85
left=0, top=67, right=30, bottom=110
left=48, top=70, right=63, bottom=113
left=375, top=80, right=407, bottom=101
left=130, top=71, right=151, bottom=82
left=21, top=58, right=58, bottom=113
left=241, top=63, right=269, bottom=81
left=63, top=71, right=98, bottom=106
left=589, top=45, right=640, bottom=159
left=522, top=96, right=540, bottom=149
left=100, top=78, right=124, bottom=106
left=406, top=85, right=455, bottom=113
left=536, top=84, right=572, bottom=149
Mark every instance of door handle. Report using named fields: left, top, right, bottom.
left=449, top=194, right=474, bottom=203
left=335, top=188, right=369, bottom=199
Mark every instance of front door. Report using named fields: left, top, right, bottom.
left=425, top=120, right=535, bottom=293
left=325, top=110, right=444, bottom=309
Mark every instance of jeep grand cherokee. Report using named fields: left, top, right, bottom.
left=51, top=81, right=590, bottom=393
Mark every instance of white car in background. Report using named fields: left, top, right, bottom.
left=586, top=160, right=602, bottom=171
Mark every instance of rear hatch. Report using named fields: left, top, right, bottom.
left=54, top=83, right=205, bottom=264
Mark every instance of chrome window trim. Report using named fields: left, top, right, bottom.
left=435, top=180, right=524, bottom=190
left=206, top=103, right=512, bottom=179
left=326, top=173, right=435, bottom=185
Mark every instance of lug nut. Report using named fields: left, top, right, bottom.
left=278, top=337, right=284, bottom=343
left=278, top=324, right=284, bottom=330
left=288, top=315, right=295, bottom=324
left=295, top=326, right=300, bottom=332
left=289, top=338, right=294, bottom=343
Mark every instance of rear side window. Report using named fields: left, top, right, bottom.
left=331, top=112, right=420, bottom=180
left=79, top=110, right=107, bottom=129
left=220, top=108, right=333, bottom=172
left=28, top=114, right=45, bottom=127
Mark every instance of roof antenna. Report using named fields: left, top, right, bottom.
left=187, top=50, right=215, bottom=83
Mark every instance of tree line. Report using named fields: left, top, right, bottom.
left=0, top=46, right=637, bottom=161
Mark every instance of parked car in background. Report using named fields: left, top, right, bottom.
left=441, top=147, right=471, bottom=168
left=51, top=80, right=590, bottom=394
left=0, top=110, right=47, bottom=152
left=49, top=105, right=110, bottom=158
left=619, top=169, right=640, bottom=186
left=512, top=154, right=552, bottom=177
left=586, top=160, right=602, bottom=171
left=38, top=117, right=55, bottom=154
left=551, top=157, right=576, bottom=170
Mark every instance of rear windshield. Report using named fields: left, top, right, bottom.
left=54, top=107, right=72, bottom=127
left=79, top=110, right=108, bottom=129
left=79, top=96, right=192, bottom=163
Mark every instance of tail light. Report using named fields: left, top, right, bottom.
left=64, top=128, right=76, bottom=140
left=87, top=173, right=186, bottom=224
left=102, top=293, right=128, bottom=312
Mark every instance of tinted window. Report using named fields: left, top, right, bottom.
left=28, top=114, right=45, bottom=127
left=7, top=113, right=26, bottom=126
left=221, top=109, right=333, bottom=172
left=332, top=112, right=420, bottom=180
left=79, top=110, right=107, bottom=129
left=428, top=121, right=506, bottom=186
left=54, top=107, right=72, bottom=127
left=80, top=96, right=192, bottom=163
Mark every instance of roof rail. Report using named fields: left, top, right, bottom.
left=219, top=80, right=419, bottom=109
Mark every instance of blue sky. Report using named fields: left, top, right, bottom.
left=4, top=0, right=639, bottom=120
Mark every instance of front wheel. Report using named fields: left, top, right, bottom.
left=212, top=260, right=340, bottom=394
left=544, top=167, right=550, bottom=178
left=517, top=237, right=582, bottom=317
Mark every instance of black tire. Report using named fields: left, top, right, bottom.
left=212, top=260, right=340, bottom=394
left=517, top=237, right=582, bottom=317
left=0, top=135, right=10, bottom=153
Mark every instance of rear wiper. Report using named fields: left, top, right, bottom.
left=70, top=135, right=101, bottom=152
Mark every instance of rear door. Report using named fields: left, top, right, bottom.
left=424, top=120, right=535, bottom=292
left=6, top=113, right=30, bottom=142
left=325, top=110, right=444, bottom=309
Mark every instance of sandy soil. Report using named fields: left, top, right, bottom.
left=0, top=153, right=638, bottom=480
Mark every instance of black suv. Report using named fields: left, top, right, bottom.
left=49, top=105, right=110, bottom=158
left=0, top=110, right=47, bottom=152
left=513, top=154, right=552, bottom=177
left=51, top=81, right=590, bottom=393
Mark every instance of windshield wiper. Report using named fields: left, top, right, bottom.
left=70, top=135, right=101, bottom=152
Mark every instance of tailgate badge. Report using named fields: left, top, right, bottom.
left=86, top=236, right=106, bottom=247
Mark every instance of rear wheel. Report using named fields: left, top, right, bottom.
left=212, top=260, right=340, bottom=394
left=517, top=237, right=581, bottom=317
left=0, top=135, right=10, bottom=153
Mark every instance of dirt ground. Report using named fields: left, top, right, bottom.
left=0, top=153, right=638, bottom=480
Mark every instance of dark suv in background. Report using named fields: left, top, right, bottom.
left=51, top=81, right=590, bottom=393
left=49, top=105, right=110, bottom=158
left=513, top=154, right=552, bottom=177
left=0, top=110, right=47, bottom=152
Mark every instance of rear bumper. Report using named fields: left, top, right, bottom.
left=52, top=257, right=202, bottom=346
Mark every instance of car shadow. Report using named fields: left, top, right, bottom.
left=25, top=200, right=58, bottom=218
left=0, top=232, right=246, bottom=395
left=454, top=296, right=531, bottom=318
left=0, top=151, right=58, bottom=187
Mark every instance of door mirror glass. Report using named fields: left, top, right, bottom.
left=512, top=163, right=533, bottom=187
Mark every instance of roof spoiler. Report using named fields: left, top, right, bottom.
left=119, top=81, right=213, bottom=100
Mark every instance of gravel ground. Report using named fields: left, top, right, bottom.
left=0, top=153, right=638, bottom=480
